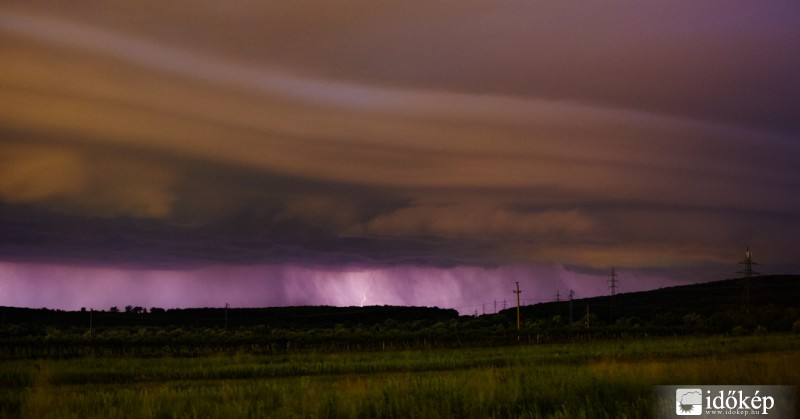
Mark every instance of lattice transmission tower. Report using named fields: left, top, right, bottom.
left=737, top=246, right=759, bottom=311
left=608, top=267, right=619, bottom=297
left=608, top=267, right=620, bottom=320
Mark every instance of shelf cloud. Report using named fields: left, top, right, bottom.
left=1, top=1, right=799, bottom=311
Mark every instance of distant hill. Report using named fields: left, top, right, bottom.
left=504, top=274, right=800, bottom=328
left=1, top=276, right=798, bottom=357
left=1, top=275, right=797, bottom=333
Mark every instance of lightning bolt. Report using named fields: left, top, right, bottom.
left=359, top=272, right=375, bottom=307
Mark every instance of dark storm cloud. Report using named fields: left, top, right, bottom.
left=1, top=1, right=799, bottom=276
left=0, top=140, right=490, bottom=269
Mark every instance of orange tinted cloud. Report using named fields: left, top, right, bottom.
left=0, top=2, right=798, bottom=272
left=0, top=143, right=176, bottom=218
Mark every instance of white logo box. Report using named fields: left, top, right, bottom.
left=654, top=385, right=796, bottom=418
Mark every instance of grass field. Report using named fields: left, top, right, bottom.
left=1, top=334, right=798, bottom=418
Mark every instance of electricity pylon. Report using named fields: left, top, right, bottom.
left=608, top=267, right=619, bottom=320
left=608, top=267, right=618, bottom=296
left=737, top=246, right=759, bottom=311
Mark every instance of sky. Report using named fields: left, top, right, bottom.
left=1, top=1, right=799, bottom=314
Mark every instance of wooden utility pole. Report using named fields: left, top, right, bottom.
left=585, top=305, right=590, bottom=330
left=513, top=282, right=522, bottom=341
left=568, top=290, right=574, bottom=324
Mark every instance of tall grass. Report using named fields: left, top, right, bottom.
left=1, top=334, right=798, bottom=418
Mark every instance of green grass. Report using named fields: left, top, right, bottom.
left=1, top=334, right=798, bottom=418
